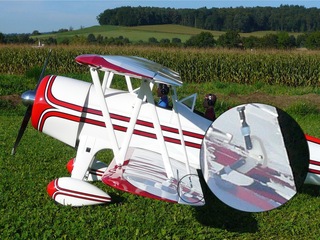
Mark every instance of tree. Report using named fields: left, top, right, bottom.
left=44, top=37, right=57, bottom=45
left=171, top=37, right=182, bottom=46
left=17, top=34, right=34, bottom=44
left=70, top=35, right=87, bottom=45
left=96, top=34, right=104, bottom=44
left=148, top=37, right=159, bottom=44
left=58, top=28, right=68, bottom=33
left=233, top=11, right=254, bottom=32
left=217, top=30, right=242, bottom=48
left=185, top=32, right=215, bottom=48
left=96, top=6, right=320, bottom=32
left=172, top=38, right=181, bottom=43
left=277, top=32, right=296, bottom=49
left=0, top=32, right=5, bottom=43
left=87, top=33, right=96, bottom=44
left=296, top=33, right=308, bottom=48
left=60, top=38, right=70, bottom=45
left=160, top=38, right=170, bottom=47
left=242, top=36, right=260, bottom=49
left=305, top=31, right=320, bottom=49
left=32, top=30, right=41, bottom=35
left=261, top=33, right=278, bottom=48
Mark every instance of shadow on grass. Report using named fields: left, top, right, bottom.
left=300, top=184, right=320, bottom=197
left=193, top=182, right=258, bottom=233
left=108, top=192, right=127, bottom=205
left=191, top=106, right=313, bottom=233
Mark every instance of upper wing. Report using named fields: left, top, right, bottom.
left=75, top=54, right=182, bottom=87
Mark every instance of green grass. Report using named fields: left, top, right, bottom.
left=1, top=74, right=320, bottom=239
left=35, top=24, right=204, bottom=43
left=33, top=24, right=295, bottom=43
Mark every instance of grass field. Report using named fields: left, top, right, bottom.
left=1, top=65, right=320, bottom=238
left=33, top=24, right=294, bottom=43
left=34, top=24, right=204, bottom=43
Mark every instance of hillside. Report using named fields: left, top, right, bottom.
left=34, top=24, right=221, bottom=43
left=34, top=24, right=287, bottom=44
left=32, top=24, right=301, bottom=43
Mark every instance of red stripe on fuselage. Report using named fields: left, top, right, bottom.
left=309, top=169, right=320, bottom=175
left=310, top=160, right=320, bottom=167
left=306, top=135, right=320, bottom=175
left=34, top=75, right=203, bottom=149
left=306, top=134, right=320, bottom=144
left=308, top=159, right=320, bottom=175
left=32, top=75, right=56, bottom=130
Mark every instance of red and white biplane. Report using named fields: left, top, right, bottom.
left=12, top=52, right=320, bottom=212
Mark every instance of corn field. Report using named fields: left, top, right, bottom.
left=1, top=45, right=320, bottom=87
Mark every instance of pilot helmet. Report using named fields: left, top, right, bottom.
left=159, top=83, right=169, bottom=95
left=205, top=94, right=216, bottom=106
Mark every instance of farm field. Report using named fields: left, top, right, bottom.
left=2, top=45, right=320, bottom=87
left=1, top=45, right=320, bottom=239
left=34, top=24, right=207, bottom=43
left=32, top=24, right=301, bottom=43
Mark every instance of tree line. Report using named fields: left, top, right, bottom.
left=2, top=4, right=320, bottom=49
left=2, top=30, right=319, bottom=50
left=97, top=5, right=320, bottom=33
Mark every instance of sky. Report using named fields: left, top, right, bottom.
left=1, top=0, right=320, bottom=34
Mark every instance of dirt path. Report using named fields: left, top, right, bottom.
left=217, top=92, right=320, bottom=111
left=0, top=94, right=21, bottom=106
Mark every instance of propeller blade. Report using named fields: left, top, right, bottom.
left=11, top=105, right=32, bottom=155
left=36, top=49, right=52, bottom=90
left=11, top=49, right=52, bottom=155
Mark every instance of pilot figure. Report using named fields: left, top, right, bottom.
left=157, top=83, right=169, bottom=108
left=203, top=93, right=217, bottom=121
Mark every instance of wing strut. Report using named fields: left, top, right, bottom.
left=102, top=71, right=114, bottom=92
left=91, top=67, right=174, bottom=179
left=144, top=81, right=174, bottom=179
left=90, top=68, right=121, bottom=164
left=117, top=80, right=147, bottom=163
left=172, top=88, right=191, bottom=176
left=125, top=75, right=133, bottom=92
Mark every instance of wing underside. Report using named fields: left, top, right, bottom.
left=102, top=147, right=204, bottom=206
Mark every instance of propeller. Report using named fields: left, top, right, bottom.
left=11, top=49, right=52, bottom=155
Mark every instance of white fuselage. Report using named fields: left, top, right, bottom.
left=32, top=75, right=211, bottom=169
left=31, top=75, right=320, bottom=184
